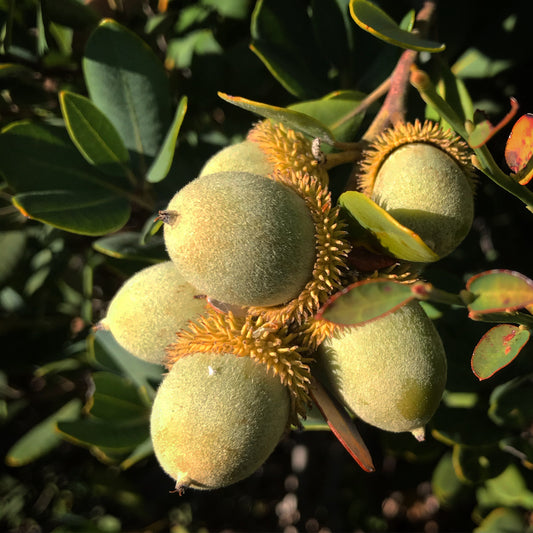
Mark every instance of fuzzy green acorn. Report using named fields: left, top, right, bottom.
left=359, top=120, right=476, bottom=258
left=199, top=140, right=274, bottom=177
left=317, top=300, right=447, bottom=438
left=161, top=171, right=316, bottom=307
left=100, top=261, right=207, bottom=365
left=150, top=351, right=290, bottom=492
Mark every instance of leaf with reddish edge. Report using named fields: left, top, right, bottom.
left=505, top=112, right=533, bottom=185
left=471, top=324, right=531, bottom=380
left=467, top=270, right=533, bottom=313
left=468, top=98, right=519, bottom=149
left=316, top=278, right=414, bottom=326
left=308, top=377, right=375, bottom=472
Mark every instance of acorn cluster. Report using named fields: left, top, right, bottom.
left=100, top=118, right=476, bottom=493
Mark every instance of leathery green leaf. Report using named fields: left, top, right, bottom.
left=338, top=190, right=439, bottom=262
left=218, top=92, right=335, bottom=143
left=467, top=270, right=533, bottom=313
left=59, top=90, right=131, bottom=176
left=5, top=399, right=82, bottom=466
left=0, top=121, right=131, bottom=235
left=349, top=0, right=445, bottom=52
left=316, top=278, right=414, bottom=326
left=83, top=19, right=171, bottom=175
left=57, top=417, right=149, bottom=449
left=471, top=324, right=530, bottom=380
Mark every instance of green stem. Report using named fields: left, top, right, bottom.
left=412, top=281, right=471, bottom=307
left=469, top=311, right=533, bottom=330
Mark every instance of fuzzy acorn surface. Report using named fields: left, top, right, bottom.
left=317, top=300, right=447, bottom=436
left=100, top=261, right=207, bottom=365
left=150, top=351, right=290, bottom=491
left=163, top=171, right=316, bottom=307
left=199, top=140, right=273, bottom=177
left=371, top=143, right=474, bottom=258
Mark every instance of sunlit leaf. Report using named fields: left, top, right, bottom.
left=288, top=90, right=367, bottom=142
left=316, top=278, right=414, bottom=325
left=59, top=90, right=130, bottom=176
left=349, top=0, right=445, bottom=52
left=218, top=92, right=335, bottom=142
left=5, top=399, right=82, bottom=466
left=471, top=324, right=530, bottom=380
left=505, top=113, right=533, bottom=184
left=467, top=270, right=533, bottom=313
left=338, top=190, right=439, bottom=262
left=146, top=96, right=188, bottom=183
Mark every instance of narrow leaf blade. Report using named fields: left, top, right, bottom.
left=59, top=90, right=130, bottom=176
left=146, top=96, right=188, bottom=183
left=5, top=399, right=82, bottom=466
left=309, top=377, right=374, bottom=472
left=349, top=0, right=445, bottom=52
left=218, top=92, right=335, bottom=143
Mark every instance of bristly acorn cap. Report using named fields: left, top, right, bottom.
left=358, top=119, right=477, bottom=196
left=246, top=121, right=352, bottom=326
left=166, top=309, right=313, bottom=422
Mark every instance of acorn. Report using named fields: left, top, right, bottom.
left=99, top=261, right=207, bottom=365
left=358, top=120, right=476, bottom=258
left=199, top=140, right=273, bottom=177
left=150, top=351, right=290, bottom=492
left=316, top=300, right=447, bottom=438
left=161, top=171, right=317, bottom=307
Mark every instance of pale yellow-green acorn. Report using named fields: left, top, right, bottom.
left=150, top=351, right=290, bottom=491
left=317, top=300, right=447, bottom=438
left=199, top=140, right=274, bottom=177
left=359, top=120, right=476, bottom=258
left=100, top=261, right=207, bottom=365
left=162, top=171, right=316, bottom=307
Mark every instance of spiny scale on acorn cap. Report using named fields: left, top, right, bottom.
left=358, top=120, right=477, bottom=258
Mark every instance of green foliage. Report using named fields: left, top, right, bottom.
left=1, top=0, right=533, bottom=531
